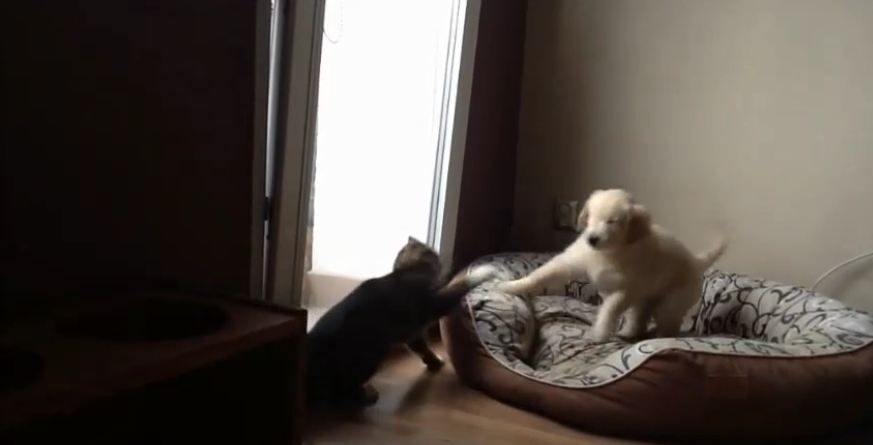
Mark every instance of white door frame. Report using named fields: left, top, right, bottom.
left=265, top=0, right=325, bottom=305
left=430, top=0, right=481, bottom=270
left=266, top=0, right=481, bottom=307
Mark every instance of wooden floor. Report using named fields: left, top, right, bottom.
left=304, top=344, right=655, bottom=445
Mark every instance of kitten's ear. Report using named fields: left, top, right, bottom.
left=408, top=236, right=415, bottom=244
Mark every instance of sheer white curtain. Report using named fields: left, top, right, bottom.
left=311, top=0, right=460, bottom=279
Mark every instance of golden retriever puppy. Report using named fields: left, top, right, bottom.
left=498, top=189, right=726, bottom=342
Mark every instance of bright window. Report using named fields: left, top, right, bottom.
left=311, top=0, right=465, bottom=279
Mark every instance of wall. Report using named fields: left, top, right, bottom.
left=513, top=0, right=873, bottom=309
left=2, top=0, right=262, bottom=301
left=452, top=0, right=527, bottom=270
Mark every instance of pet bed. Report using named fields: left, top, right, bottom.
left=441, top=253, right=873, bottom=439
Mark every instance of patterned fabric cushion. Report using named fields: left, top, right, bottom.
left=466, top=253, right=873, bottom=388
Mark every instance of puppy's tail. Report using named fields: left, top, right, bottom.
left=695, top=236, right=728, bottom=272
left=433, top=265, right=499, bottom=315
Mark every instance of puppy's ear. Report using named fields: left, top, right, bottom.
left=625, top=204, right=651, bottom=244
left=575, top=204, right=589, bottom=233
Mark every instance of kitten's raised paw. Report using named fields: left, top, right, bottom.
left=356, top=384, right=379, bottom=406
left=423, top=354, right=444, bottom=371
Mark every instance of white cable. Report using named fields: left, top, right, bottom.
left=322, top=0, right=343, bottom=44
left=811, top=250, right=873, bottom=292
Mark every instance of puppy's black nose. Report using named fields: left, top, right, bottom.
left=587, top=235, right=600, bottom=246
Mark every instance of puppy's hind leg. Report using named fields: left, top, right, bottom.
left=653, top=284, right=700, bottom=338
left=586, top=291, right=630, bottom=343
left=618, top=300, right=656, bottom=340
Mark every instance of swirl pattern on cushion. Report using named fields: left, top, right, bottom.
left=463, top=253, right=873, bottom=388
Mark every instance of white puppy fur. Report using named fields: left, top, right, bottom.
left=498, top=189, right=726, bottom=343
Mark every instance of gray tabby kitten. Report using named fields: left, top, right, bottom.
left=306, top=237, right=496, bottom=406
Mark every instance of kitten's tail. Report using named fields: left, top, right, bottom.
left=433, top=265, right=499, bottom=315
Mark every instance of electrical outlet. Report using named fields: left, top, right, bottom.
left=554, top=200, right=579, bottom=231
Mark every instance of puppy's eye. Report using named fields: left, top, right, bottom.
left=607, top=218, right=619, bottom=224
